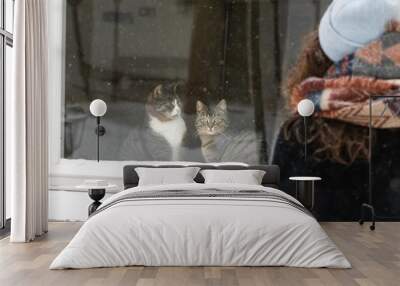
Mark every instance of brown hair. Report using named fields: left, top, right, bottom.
left=284, top=31, right=332, bottom=99
left=386, top=20, right=400, bottom=33
left=284, top=31, right=369, bottom=165
left=284, top=117, right=369, bottom=165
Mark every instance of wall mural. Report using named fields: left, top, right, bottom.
left=63, top=0, right=400, bottom=221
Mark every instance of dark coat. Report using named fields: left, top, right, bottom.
left=272, top=122, right=400, bottom=221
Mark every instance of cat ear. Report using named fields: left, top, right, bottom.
left=216, top=99, right=227, bottom=111
left=154, top=85, right=163, bottom=97
left=196, top=101, right=207, bottom=113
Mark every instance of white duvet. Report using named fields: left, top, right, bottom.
left=50, top=183, right=351, bottom=269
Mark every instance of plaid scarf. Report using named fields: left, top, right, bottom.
left=291, top=32, right=400, bottom=129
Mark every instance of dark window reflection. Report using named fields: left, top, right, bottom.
left=64, top=0, right=328, bottom=163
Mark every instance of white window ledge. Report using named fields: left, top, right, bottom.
left=49, top=159, right=248, bottom=191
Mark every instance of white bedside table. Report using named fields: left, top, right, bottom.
left=289, top=177, right=322, bottom=210
left=76, top=183, right=117, bottom=216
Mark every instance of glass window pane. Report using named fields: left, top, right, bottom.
left=0, top=0, right=2, bottom=30
left=63, top=0, right=329, bottom=163
left=5, top=0, right=14, bottom=33
left=5, top=43, right=12, bottom=220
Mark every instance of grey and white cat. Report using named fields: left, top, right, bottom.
left=146, top=84, right=187, bottom=161
left=195, top=99, right=261, bottom=164
left=119, top=83, right=187, bottom=161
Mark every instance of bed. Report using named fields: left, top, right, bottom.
left=50, top=164, right=350, bottom=269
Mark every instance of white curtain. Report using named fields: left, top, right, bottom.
left=9, top=0, right=48, bottom=242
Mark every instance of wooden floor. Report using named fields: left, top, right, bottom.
left=0, top=222, right=399, bottom=286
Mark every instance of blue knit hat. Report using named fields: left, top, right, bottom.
left=319, top=0, right=399, bottom=62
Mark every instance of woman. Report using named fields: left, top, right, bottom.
left=273, top=0, right=400, bottom=220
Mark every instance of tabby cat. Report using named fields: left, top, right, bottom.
left=195, top=99, right=261, bottom=164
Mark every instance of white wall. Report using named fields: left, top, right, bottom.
left=49, top=190, right=115, bottom=221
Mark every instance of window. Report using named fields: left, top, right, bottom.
left=51, top=0, right=400, bottom=220
left=61, top=0, right=330, bottom=163
left=1, top=0, right=14, bottom=230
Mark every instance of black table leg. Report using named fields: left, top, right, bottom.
left=297, top=181, right=315, bottom=211
left=88, top=188, right=105, bottom=216
left=359, top=203, right=375, bottom=231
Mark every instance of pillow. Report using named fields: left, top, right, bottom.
left=200, top=169, right=266, bottom=185
left=135, top=167, right=201, bottom=186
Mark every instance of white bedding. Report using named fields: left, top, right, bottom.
left=50, top=183, right=351, bottom=269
